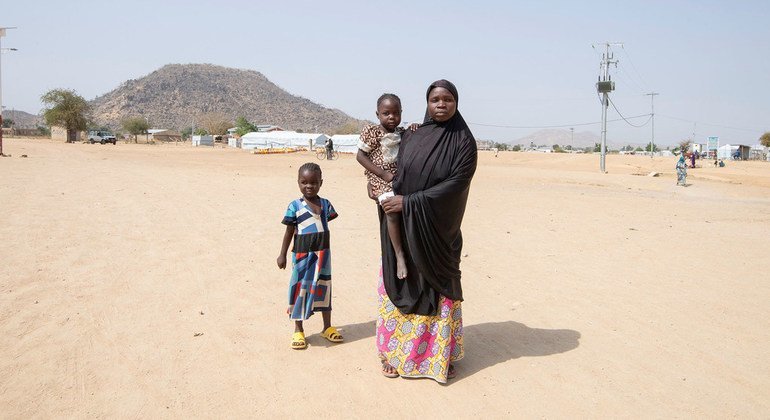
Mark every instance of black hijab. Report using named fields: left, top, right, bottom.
left=380, top=80, right=478, bottom=315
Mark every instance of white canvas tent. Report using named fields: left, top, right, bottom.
left=718, top=144, right=750, bottom=160
left=240, top=131, right=328, bottom=150
left=324, top=134, right=360, bottom=154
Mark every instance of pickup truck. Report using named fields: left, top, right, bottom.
left=87, top=130, right=117, bottom=144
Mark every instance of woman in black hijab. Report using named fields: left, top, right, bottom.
left=375, top=80, right=477, bottom=382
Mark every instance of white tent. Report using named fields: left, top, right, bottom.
left=240, top=131, right=328, bottom=150
left=325, top=134, right=360, bottom=154
left=718, top=144, right=750, bottom=160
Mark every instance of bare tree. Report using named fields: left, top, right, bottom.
left=199, top=113, right=232, bottom=136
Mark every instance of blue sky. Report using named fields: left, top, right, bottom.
left=2, top=0, right=769, bottom=145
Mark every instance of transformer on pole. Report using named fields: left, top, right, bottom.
left=594, top=42, right=621, bottom=173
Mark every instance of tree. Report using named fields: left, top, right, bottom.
left=678, top=139, right=692, bottom=153
left=552, top=144, right=563, bottom=153
left=41, top=89, right=90, bottom=142
left=234, top=116, right=257, bottom=137
left=493, top=142, right=508, bottom=151
left=199, top=112, right=232, bottom=136
left=2, top=118, right=14, bottom=128
left=759, top=132, right=770, bottom=148
left=122, top=116, right=150, bottom=143
left=593, top=142, right=601, bottom=152
left=511, top=144, right=522, bottom=152
left=643, top=142, right=660, bottom=152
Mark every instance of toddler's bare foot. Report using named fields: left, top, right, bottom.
left=396, top=253, right=408, bottom=279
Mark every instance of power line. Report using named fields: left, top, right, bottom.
left=607, top=95, right=652, bottom=128
left=619, top=45, right=651, bottom=91
left=467, top=113, right=651, bottom=129
left=657, top=114, right=765, bottom=133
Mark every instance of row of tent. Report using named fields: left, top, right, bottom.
left=238, top=131, right=361, bottom=153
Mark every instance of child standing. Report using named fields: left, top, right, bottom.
left=276, top=162, right=343, bottom=350
left=356, top=93, right=408, bottom=279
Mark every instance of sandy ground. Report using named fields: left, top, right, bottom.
left=1, top=138, right=769, bottom=418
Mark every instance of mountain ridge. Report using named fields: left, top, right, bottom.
left=89, top=63, right=366, bottom=133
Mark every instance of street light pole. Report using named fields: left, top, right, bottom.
left=0, top=27, right=18, bottom=157
left=645, top=92, right=658, bottom=159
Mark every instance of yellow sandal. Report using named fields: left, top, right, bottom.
left=291, top=332, right=307, bottom=350
left=321, top=326, right=344, bottom=343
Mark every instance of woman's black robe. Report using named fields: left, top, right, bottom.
left=380, top=110, right=477, bottom=315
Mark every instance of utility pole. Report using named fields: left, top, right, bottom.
left=645, top=92, right=658, bottom=158
left=594, top=42, right=621, bottom=173
left=0, top=27, right=18, bottom=157
left=570, top=127, right=574, bottom=151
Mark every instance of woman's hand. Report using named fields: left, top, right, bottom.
left=408, top=123, right=420, bottom=132
left=381, top=195, right=404, bottom=214
left=367, top=182, right=378, bottom=201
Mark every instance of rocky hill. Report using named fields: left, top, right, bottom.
left=3, top=110, right=43, bottom=129
left=90, top=63, right=365, bottom=133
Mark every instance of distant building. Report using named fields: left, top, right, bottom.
left=476, top=140, right=494, bottom=150
left=147, top=129, right=182, bottom=142
left=50, top=126, right=84, bottom=142
left=256, top=125, right=284, bottom=132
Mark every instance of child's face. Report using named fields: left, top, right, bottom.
left=298, top=169, right=322, bottom=200
left=376, top=99, right=402, bottom=133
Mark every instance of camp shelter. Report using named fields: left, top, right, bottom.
left=192, top=135, right=214, bottom=146
left=147, top=129, right=182, bottom=142
left=241, top=131, right=327, bottom=150
left=718, top=144, right=750, bottom=160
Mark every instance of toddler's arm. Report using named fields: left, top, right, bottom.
left=357, top=150, right=394, bottom=182
left=276, top=225, right=295, bottom=269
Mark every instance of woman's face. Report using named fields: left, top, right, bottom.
left=427, top=87, right=457, bottom=122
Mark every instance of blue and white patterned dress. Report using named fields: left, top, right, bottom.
left=282, top=197, right=338, bottom=320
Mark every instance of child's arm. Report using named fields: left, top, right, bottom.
left=276, top=225, right=295, bottom=269
left=357, top=149, right=394, bottom=182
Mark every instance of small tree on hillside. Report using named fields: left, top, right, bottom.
left=41, top=89, right=90, bottom=143
left=122, top=116, right=150, bottom=143
left=234, top=116, right=258, bottom=137
left=199, top=113, right=232, bottom=136
left=760, top=132, right=770, bottom=148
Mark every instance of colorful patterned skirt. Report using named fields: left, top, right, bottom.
left=376, top=266, right=464, bottom=383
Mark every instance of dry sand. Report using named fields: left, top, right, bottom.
left=1, top=138, right=769, bottom=417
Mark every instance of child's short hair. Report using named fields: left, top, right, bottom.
left=377, top=93, right=401, bottom=109
left=298, top=162, right=322, bottom=178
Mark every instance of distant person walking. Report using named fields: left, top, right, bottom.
left=325, top=137, right=334, bottom=160
left=676, top=154, right=688, bottom=186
